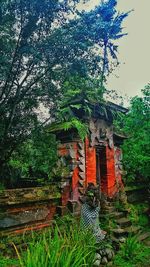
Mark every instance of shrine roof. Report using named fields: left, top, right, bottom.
left=47, top=101, right=128, bottom=134
left=69, top=101, right=128, bottom=122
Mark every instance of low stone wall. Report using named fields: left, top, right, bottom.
left=125, top=185, right=148, bottom=204
left=0, top=185, right=61, bottom=236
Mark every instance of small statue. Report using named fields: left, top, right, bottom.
left=80, top=183, right=106, bottom=243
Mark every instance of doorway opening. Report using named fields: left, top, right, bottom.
left=96, top=146, right=107, bottom=198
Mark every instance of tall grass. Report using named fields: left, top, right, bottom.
left=13, top=223, right=96, bottom=267
left=113, top=235, right=150, bottom=267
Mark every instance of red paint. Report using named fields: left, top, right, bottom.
left=85, top=138, right=96, bottom=186
left=13, top=222, right=52, bottom=235
left=99, top=146, right=108, bottom=196
left=47, top=205, right=57, bottom=220
left=58, top=144, right=68, bottom=157
left=105, top=145, right=117, bottom=197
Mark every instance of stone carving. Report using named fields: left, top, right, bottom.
left=89, top=119, right=113, bottom=148
left=106, top=128, right=113, bottom=149
left=77, top=142, right=86, bottom=197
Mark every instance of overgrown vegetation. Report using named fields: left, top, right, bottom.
left=116, top=86, right=150, bottom=184
left=0, top=217, right=97, bottom=267
left=2, top=130, right=58, bottom=188
left=113, top=235, right=150, bottom=267
left=0, top=0, right=129, bottom=186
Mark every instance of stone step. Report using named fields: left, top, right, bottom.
left=124, top=226, right=141, bottom=235
left=103, top=206, right=116, bottom=213
left=99, top=211, right=125, bottom=220
left=137, top=232, right=150, bottom=242
left=111, top=226, right=141, bottom=237
left=116, top=217, right=132, bottom=228
left=109, top=211, right=125, bottom=219
left=143, top=240, right=150, bottom=246
left=111, top=228, right=125, bottom=237
left=111, top=236, right=126, bottom=244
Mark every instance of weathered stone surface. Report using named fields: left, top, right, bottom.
left=24, top=193, right=36, bottom=199
left=78, top=149, right=85, bottom=157
left=79, top=172, right=85, bottom=180
left=0, top=207, right=49, bottom=228
left=78, top=180, right=84, bottom=187
left=93, top=259, right=100, bottom=267
left=0, top=185, right=61, bottom=206
left=78, top=164, right=85, bottom=172
left=101, top=256, right=108, bottom=264
left=94, top=253, right=102, bottom=261
left=116, top=217, right=132, bottom=227
left=56, top=206, right=69, bottom=216
left=77, top=142, right=84, bottom=149
left=78, top=157, right=85, bottom=164
left=109, top=211, right=125, bottom=219
left=68, top=148, right=76, bottom=159
left=137, top=232, right=150, bottom=242
left=0, top=185, right=60, bottom=234
left=105, top=248, right=114, bottom=261
left=67, top=200, right=81, bottom=213
left=78, top=187, right=85, bottom=195
left=111, top=228, right=125, bottom=236
left=107, top=261, right=113, bottom=266
left=103, top=206, right=116, bottom=213
left=124, top=226, right=141, bottom=234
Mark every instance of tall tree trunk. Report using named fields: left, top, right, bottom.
left=101, top=41, right=107, bottom=88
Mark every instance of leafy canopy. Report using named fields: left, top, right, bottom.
left=0, top=0, right=130, bottom=184
left=119, top=85, right=150, bottom=182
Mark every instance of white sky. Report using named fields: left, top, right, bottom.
left=77, top=0, right=150, bottom=99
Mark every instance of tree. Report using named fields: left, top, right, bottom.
left=8, top=129, right=58, bottom=187
left=77, top=0, right=131, bottom=85
left=0, top=0, right=90, bottom=168
left=0, top=0, right=129, bottom=183
left=121, top=86, right=150, bottom=183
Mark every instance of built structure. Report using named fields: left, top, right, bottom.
left=51, top=102, right=128, bottom=208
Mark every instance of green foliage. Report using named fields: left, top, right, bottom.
left=0, top=183, right=5, bottom=192
left=116, top=86, right=150, bottom=183
left=13, top=223, right=96, bottom=267
left=77, top=0, right=130, bottom=85
left=61, top=75, right=105, bottom=107
left=0, top=0, right=91, bottom=172
left=0, top=0, right=129, bottom=174
left=114, top=236, right=150, bottom=267
left=120, top=235, right=140, bottom=260
left=0, top=256, right=19, bottom=267
left=138, top=214, right=149, bottom=227
left=127, top=203, right=149, bottom=228
left=128, top=204, right=139, bottom=224
left=67, top=118, right=88, bottom=140
left=49, top=75, right=104, bottom=141
left=6, top=129, right=58, bottom=186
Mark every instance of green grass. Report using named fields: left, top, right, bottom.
left=113, top=235, right=150, bottom=267
left=13, top=223, right=96, bottom=267
left=0, top=256, right=19, bottom=267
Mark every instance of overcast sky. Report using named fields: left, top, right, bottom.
left=78, top=0, right=150, bottom=99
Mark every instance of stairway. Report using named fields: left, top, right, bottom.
left=100, top=198, right=150, bottom=247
